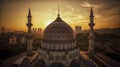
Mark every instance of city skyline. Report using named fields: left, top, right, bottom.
left=0, top=0, right=120, bottom=32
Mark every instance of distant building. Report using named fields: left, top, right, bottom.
left=75, top=26, right=82, bottom=35
left=9, top=35, right=17, bottom=45
left=0, top=26, right=9, bottom=45
left=1, top=26, right=5, bottom=33
left=20, top=36, right=27, bottom=44
left=0, top=33, right=9, bottom=45
left=33, top=28, right=37, bottom=33
left=32, top=28, right=43, bottom=38
left=0, top=28, right=28, bottom=45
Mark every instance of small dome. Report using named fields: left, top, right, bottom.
left=43, top=16, right=74, bottom=44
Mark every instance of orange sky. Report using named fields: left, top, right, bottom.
left=0, top=0, right=120, bottom=32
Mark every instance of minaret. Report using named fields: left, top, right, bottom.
left=26, top=8, right=33, bottom=56
left=88, top=7, right=95, bottom=57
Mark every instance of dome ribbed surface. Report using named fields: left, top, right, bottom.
left=43, top=16, right=74, bottom=44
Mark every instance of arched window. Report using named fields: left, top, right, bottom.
left=36, top=59, right=46, bottom=67
left=49, top=55, right=54, bottom=60
left=61, top=55, right=66, bottom=60
left=70, top=59, right=80, bottom=67
left=56, top=55, right=60, bottom=60
left=69, top=54, right=72, bottom=59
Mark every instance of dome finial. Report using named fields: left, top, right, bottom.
left=58, top=0, right=60, bottom=17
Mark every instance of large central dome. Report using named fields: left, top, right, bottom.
left=44, top=16, right=74, bottom=43
left=41, top=16, right=76, bottom=50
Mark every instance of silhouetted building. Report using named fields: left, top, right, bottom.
left=1, top=26, right=5, bottom=33
left=32, top=28, right=43, bottom=38
left=75, top=26, right=82, bottom=35
left=0, top=27, right=9, bottom=45
left=9, top=35, right=17, bottom=45
left=20, top=36, right=27, bottom=44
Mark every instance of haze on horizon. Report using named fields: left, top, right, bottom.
left=0, top=0, right=120, bottom=32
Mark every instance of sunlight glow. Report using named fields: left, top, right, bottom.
left=0, top=0, right=119, bottom=32
left=45, top=20, right=52, bottom=27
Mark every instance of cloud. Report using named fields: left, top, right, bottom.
left=80, top=2, right=99, bottom=8
left=80, top=2, right=91, bottom=8
left=0, top=0, right=120, bottom=31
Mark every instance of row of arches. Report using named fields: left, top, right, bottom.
left=49, top=55, right=66, bottom=60
left=41, top=43, right=77, bottom=50
left=39, top=51, right=79, bottom=61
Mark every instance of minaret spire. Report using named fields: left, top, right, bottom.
left=28, top=8, right=31, bottom=17
left=90, top=7, right=94, bottom=17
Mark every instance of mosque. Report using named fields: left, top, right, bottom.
left=12, top=3, right=95, bottom=67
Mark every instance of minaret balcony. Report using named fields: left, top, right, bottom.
left=27, top=23, right=33, bottom=26
left=89, top=23, right=95, bottom=26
